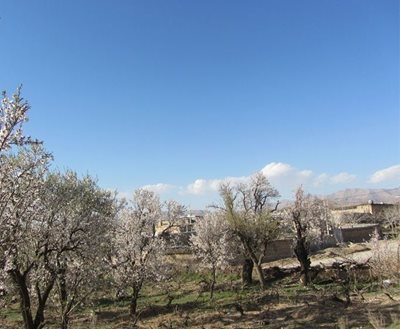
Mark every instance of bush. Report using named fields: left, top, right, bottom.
left=369, top=235, right=400, bottom=283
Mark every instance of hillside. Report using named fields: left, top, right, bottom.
left=323, top=187, right=400, bottom=206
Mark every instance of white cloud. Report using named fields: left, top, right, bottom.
left=369, top=164, right=400, bottom=183
left=184, top=162, right=361, bottom=199
left=261, top=162, right=314, bottom=190
left=299, top=170, right=313, bottom=178
left=186, top=162, right=313, bottom=196
left=116, top=162, right=364, bottom=206
left=186, top=176, right=248, bottom=195
left=114, top=183, right=175, bottom=201
left=186, top=179, right=211, bottom=195
left=313, top=173, right=329, bottom=186
left=221, top=176, right=249, bottom=186
left=330, top=172, right=356, bottom=184
left=105, top=188, right=133, bottom=200
left=141, top=183, right=175, bottom=193
left=261, top=162, right=293, bottom=177
left=115, top=191, right=131, bottom=200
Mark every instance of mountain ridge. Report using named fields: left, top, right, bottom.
left=322, top=187, right=400, bottom=206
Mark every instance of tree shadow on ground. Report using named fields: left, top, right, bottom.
left=181, top=293, right=400, bottom=328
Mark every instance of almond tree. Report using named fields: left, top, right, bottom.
left=287, top=187, right=332, bottom=286
left=0, top=87, right=43, bottom=250
left=0, top=88, right=57, bottom=329
left=0, top=87, right=36, bottom=153
left=0, top=145, right=53, bottom=329
left=278, top=186, right=332, bottom=285
left=1, top=155, right=117, bottom=329
left=0, top=89, right=118, bottom=328
left=281, top=193, right=332, bottom=240
left=307, top=197, right=332, bottom=243
left=112, top=189, right=185, bottom=325
left=41, top=171, right=117, bottom=329
left=290, top=187, right=312, bottom=286
left=218, top=172, right=280, bottom=289
left=190, top=211, right=234, bottom=299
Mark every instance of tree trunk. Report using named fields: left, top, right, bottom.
left=10, top=271, right=35, bottom=329
left=60, top=316, right=69, bottom=329
left=241, top=238, right=266, bottom=289
left=58, top=270, right=70, bottom=329
left=129, top=287, right=140, bottom=326
left=33, top=301, right=46, bottom=329
left=60, top=300, right=72, bottom=329
left=253, top=262, right=266, bottom=290
left=34, top=280, right=55, bottom=329
left=9, top=272, right=51, bottom=329
left=9, top=266, right=55, bottom=329
left=294, top=236, right=310, bottom=286
left=241, top=258, right=253, bottom=286
left=292, top=210, right=311, bottom=287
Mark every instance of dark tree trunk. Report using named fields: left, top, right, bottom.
left=33, top=278, right=55, bottom=329
left=58, top=269, right=71, bottom=329
left=9, top=270, right=54, bottom=329
left=294, top=235, right=311, bottom=286
left=240, top=236, right=267, bottom=289
left=60, top=316, right=69, bottom=329
left=33, top=300, right=46, bottom=329
left=10, top=271, right=34, bottom=329
left=292, top=190, right=311, bottom=287
left=241, top=258, right=253, bottom=286
left=129, top=287, right=140, bottom=326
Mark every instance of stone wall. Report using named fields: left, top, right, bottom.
left=309, top=235, right=337, bottom=252
left=165, top=239, right=295, bottom=266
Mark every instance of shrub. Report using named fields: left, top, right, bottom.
left=369, top=234, right=400, bottom=283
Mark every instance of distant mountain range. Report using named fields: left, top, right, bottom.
left=322, top=187, right=400, bottom=206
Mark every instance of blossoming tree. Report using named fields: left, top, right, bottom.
left=112, top=189, right=185, bottom=325
left=41, top=171, right=117, bottom=329
left=191, top=211, right=234, bottom=298
left=218, top=173, right=280, bottom=289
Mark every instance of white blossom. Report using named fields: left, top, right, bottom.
left=112, top=189, right=185, bottom=324
left=191, top=211, right=235, bottom=298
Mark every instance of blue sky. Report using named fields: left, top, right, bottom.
left=1, top=0, right=399, bottom=208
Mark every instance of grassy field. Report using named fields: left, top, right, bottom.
left=1, top=248, right=400, bottom=329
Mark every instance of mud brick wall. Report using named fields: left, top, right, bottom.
left=334, top=225, right=381, bottom=243
left=263, top=239, right=294, bottom=262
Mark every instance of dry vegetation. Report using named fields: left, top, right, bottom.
left=1, top=242, right=399, bottom=329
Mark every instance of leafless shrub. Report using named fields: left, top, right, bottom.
left=368, top=311, right=386, bottom=329
left=369, top=235, right=400, bottom=283
left=382, top=206, right=400, bottom=238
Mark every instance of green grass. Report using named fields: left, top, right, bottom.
left=1, top=269, right=399, bottom=329
left=0, top=304, right=22, bottom=323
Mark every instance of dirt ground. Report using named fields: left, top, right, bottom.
left=135, top=284, right=400, bottom=329
left=1, top=242, right=399, bottom=329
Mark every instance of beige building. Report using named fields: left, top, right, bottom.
left=155, top=212, right=204, bottom=237
left=331, top=201, right=395, bottom=217
left=333, top=223, right=381, bottom=243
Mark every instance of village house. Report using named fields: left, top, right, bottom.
left=155, top=211, right=204, bottom=247
left=331, top=200, right=395, bottom=217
